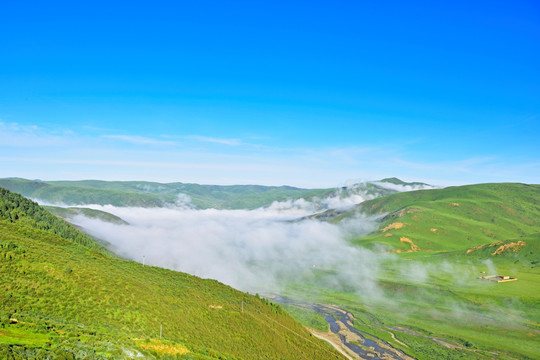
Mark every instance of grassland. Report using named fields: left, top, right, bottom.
left=285, top=183, right=540, bottom=359
left=0, top=187, right=343, bottom=359
left=43, top=206, right=128, bottom=225
left=4, top=179, right=538, bottom=359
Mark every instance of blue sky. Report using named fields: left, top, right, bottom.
left=1, top=1, right=539, bottom=187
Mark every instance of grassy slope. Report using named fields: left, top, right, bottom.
left=288, top=183, right=540, bottom=360
left=360, top=184, right=540, bottom=359
left=0, top=188, right=342, bottom=359
left=43, top=206, right=128, bottom=225
left=358, top=183, right=540, bottom=252
left=0, top=178, right=333, bottom=209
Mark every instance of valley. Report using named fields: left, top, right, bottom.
left=1, top=178, right=539, bottom=359
left=3, top=2, right=537, bottom=358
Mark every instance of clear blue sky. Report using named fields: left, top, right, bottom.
left=1, top=1, right=539, bottom=187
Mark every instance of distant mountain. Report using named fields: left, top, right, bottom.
left=378, top=177, right=430, bottom=187
left=370, top=177, right=435, bottom=195
left=0, top=178, right=334, bottom=209
left=0, top=187, right=341, bottom=359
left=0, top=177, right=431, bottom=210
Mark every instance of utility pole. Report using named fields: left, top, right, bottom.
left=241, top=300, right=244, bottom=313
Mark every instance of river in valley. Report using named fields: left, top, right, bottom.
left=267, top=294, right=415, bottom=360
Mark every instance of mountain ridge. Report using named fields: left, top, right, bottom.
left=0, top=177, right=424, bottom=210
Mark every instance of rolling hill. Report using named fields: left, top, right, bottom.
left=0, top=187, right=342, bottom=359
left=5, top=178, right=538, bottom=359
left=283, top=182, right=540, bottom=359
left=357, top=182, right=540, bottom=254
left=42, top=206, right=129, bottom=225
left=0, top=178, right=333, bottom=209
left=0, top=177, right=421, bottom=210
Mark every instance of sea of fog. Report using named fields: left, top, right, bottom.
left=39, top=181, right=493, bottom=304
left=68, top=193, right=385, bottom=295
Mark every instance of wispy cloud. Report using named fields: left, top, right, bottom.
left=2, top=121, right=539, bottom=187
left=0, top=122, right=74, bottom=147
left=392, top=156, right=496, bottom=173
left=0, top=156, right=298, bottom=173
left=103, top=135, right=178, bottom=146
left=82, top=125, right=123, bottom=132
left=189, top=135, right=243, bottom=146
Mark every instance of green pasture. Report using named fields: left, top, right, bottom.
left=0, top=187, right=341, bottom=359
left=284, top=183, right=540, bottom=359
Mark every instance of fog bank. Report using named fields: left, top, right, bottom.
left=71, top=200, right=382, bottom=295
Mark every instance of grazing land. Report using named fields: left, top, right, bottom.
left=0, top=187, right=342, bottom=359
left=2, top=180, right=539, bottom=359
left=283, top=183, right=540, bottom=359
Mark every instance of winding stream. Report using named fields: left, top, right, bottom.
left=268, top=295, right=414, bottom=360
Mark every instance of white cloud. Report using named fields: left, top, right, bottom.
left=189, top=135, right=243, bottom=146
left=2, top=122, right=539, bottom=187
left=372, top=181, right=436, bottom=192
left=0, top=122, right=74, bottom=147
left=103, top=135, right=178, bottom=146
left=69, top=198, right=382, bottom=296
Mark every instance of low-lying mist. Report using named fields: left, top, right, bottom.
left=70, top=199, right=519, bottom=326
left=38, top=179, right=525, bottom=324
left=50, top=184, right=527, bottom=329
left=71, top=198, right=382, bottom=296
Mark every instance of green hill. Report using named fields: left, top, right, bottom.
left=378, top=177, right=430, bottom=187
left=0, top=187, right=342, bottom=359
left=283, top=183, right=540, bottom=359
left=357, top=183, right=540, bottom=253
left=0, top=188, right=104, bottom=251
left=0, top=178, right=334, bottom=209
left=0, top=177, right=424, bottom=210
left=43, top=206, right=128, bottom=225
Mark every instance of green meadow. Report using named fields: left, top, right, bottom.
left=284, top=183, right=540, bottom=359
left=2, top=181, right=539, bottom=359
left=0, top=188, right=341, bottom=359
